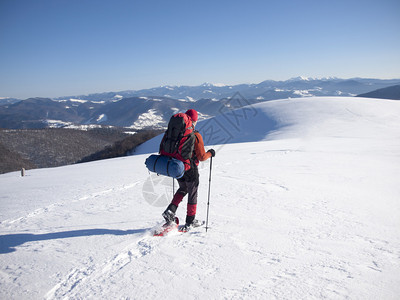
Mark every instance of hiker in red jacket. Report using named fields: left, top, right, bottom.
left=162, top=109, right=215, bottom=231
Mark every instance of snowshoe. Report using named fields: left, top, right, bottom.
left=178, top=219, right=204, bottom=233
left=153, top=217, right=179, bottom=237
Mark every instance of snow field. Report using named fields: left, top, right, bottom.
left=1, top=97, right=400, bottom=299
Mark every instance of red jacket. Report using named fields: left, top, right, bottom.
left=193, top=131, right=211, bottom=165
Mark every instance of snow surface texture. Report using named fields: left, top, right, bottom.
left=1, top=97, right=400, bottom=299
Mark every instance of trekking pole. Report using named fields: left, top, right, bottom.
left=205, top=156, right=213, bottom=232
left=172, top=178, right=175, bottom=198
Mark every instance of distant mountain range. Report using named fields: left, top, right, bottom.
left=55, top=77, right=400, bottom=102
left=1, top=77, right=399, bottom=129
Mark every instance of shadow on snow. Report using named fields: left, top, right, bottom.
left=0, top=228, right=149, bottom=254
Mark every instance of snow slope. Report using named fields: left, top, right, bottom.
left=1, top=97, right=400, bottom=299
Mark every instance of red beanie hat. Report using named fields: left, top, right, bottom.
left=185, top=109, right=198, bottom=122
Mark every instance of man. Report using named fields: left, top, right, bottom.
left=162, top=109, right=215, bottom=231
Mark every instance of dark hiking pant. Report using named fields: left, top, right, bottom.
left=167, top=166, right=199, bottom=225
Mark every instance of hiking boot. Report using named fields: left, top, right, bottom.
left=162, top=209, right=175, bottom=223
left=190, top=219, right=202, bottom=227
left=181, top=219, right=203, bottom=232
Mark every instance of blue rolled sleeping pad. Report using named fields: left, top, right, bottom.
left=145, top=154, right=185, bottom=179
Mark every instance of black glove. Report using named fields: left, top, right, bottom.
left=208, top=149, right=215, bottom=157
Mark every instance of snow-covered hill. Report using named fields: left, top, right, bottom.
left=1, top=97, right=400, bottom=299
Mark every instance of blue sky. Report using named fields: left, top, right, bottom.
left=1, top=0, right=399, bottom=99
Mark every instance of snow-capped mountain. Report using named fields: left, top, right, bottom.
left=53, top=77, right=400, bottom=102
left=1, top=78, right=399, bottom=129
left=1, top=96, right=399, bottom=299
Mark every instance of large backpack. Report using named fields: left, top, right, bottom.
left=160, top=113, right=196, bottom=171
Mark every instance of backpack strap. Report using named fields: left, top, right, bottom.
left=166, top=157, right=171, bottom=176
left=153, top=155, right=161, bottom=171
